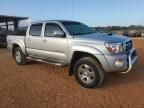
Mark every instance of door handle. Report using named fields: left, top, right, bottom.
left=27, top=38, right=31, bottom=41
left=43, top=39, right=47, bottom=42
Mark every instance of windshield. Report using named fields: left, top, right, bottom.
left=61, top=21, right=93, bottom=35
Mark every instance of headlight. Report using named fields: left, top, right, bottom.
left=105, top=42, right=123, bottom=54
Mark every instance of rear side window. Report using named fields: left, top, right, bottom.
left=45, top=23, right=63, bottom=37
left=29, top=23, right=42, bottom=36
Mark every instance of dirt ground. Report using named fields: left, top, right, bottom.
left=0, top=39, right=144, bottom=108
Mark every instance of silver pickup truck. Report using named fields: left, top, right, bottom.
left=7, top=20, right=137, bottom=88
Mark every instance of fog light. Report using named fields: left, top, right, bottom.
left=115, top=60, right=124, bottom=68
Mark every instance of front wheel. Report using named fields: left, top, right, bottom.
left=14, top=47, right=27, bottom=65
left=73, top=57, right=105, bottom=88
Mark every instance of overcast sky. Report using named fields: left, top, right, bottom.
left=0, top=0, right=144, bottom=26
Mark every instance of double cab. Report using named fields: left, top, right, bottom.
left=7, top=20, right=137, bottom=88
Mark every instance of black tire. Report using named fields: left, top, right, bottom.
left=73, top=57, right=105, bottom=88
left=13, top=47, right=27, bottom=65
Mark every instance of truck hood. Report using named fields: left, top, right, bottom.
left=74, top=33, right=129, bottom=43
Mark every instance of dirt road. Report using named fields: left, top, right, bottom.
left=0, top=39, right=144, bottom=108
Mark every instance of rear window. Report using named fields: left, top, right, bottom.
left=29, top=23, right=42, bottom=36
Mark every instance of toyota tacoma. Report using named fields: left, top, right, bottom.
left=7, top=20, right=137, bottom=88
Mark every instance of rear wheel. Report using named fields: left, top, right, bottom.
left=73, top=57, right=105, bottom=88
left=14, top=47, right=27, bottom=65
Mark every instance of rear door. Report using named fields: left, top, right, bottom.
left=26, top=23, right=43, bottom=57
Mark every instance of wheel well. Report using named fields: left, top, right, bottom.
left=12, top=44, right=19, bottom=58
left=69, top=51, right=102, bottom=76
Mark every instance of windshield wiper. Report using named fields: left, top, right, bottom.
left=74, top=32, right=93, bottom=35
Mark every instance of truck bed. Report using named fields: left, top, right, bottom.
left=7, top=35, right=25, bottom=49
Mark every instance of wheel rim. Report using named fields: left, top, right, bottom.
left=15, top=50, right=22, bottom=63
left=78, top=64, right=96, bottom=84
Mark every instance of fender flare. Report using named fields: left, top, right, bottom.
left=12, top=39, right=26, bottom=55
left=68, top=45, right=106, bottom=75
left=69, top=45, right=104, bottom=61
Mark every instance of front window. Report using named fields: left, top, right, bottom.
left=61, top=21, right=93, bottom=35
left=45, top=23, right=64, bottom=37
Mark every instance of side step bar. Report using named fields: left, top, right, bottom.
left=26, top=57, right=67, bottom=67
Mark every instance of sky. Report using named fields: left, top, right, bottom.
left=0, top=0, right=144, bottom=27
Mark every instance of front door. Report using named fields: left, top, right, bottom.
left=42, top=23, right=68, bottom=62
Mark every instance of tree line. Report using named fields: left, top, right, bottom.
left=92, top=25, right=144, bottom=32
left=92, top=25, right=144, bottom=37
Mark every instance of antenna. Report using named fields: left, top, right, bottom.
left=72, top=0, right=75, bottom=20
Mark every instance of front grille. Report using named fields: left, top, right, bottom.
left=125, top=40, right=132, bottom=52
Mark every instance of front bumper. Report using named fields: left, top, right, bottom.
left=104, top=48, right=137, bottom=73
left=121, top=48, right=137, bottom=74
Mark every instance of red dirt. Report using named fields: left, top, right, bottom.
left=0, top=39, right=144, bottom=108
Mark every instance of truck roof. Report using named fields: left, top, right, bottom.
left=30, top=20, right=79, bottom=24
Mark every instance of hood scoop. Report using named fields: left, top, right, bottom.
left=107, top=33, right=113, bottom=36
